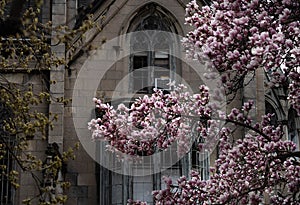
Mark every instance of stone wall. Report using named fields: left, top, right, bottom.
left=0, top=72, right=49, bottom=204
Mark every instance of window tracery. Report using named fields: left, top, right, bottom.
left=129, top=6, right=177, bottom=94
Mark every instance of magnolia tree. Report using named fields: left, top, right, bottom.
left=89, top=0, right=300, bottom=204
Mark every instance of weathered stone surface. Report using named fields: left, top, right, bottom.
left=65, top=172, right=78, bottom=185
left=68, top=186, right=88, bottom=198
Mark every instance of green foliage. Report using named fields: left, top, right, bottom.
left=0, top=0, right=94, bottom=204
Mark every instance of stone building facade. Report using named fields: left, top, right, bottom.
left=1, top=0, right=299, bottom=205
left=64, top=1, right=202, bottom=204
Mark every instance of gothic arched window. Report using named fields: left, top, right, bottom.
left=129, top=4, right=178, bottom=94
left=265, top=101, right=279, bottom=126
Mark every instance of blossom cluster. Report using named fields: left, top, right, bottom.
left=183, top=0, right=300, bottom=114
left=88, top=85, right=213, bottom=158
left=152, top=108, right=299, bottom=204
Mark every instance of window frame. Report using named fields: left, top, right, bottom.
left=128, top=9, right=177, bottom=94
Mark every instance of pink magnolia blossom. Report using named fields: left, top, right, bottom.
left=89, top=0, right=300, bottom=204
left=88, top=85, right=213, bottom=158
left=183, top=0, right=300, bottom=114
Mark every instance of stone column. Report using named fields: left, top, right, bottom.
left=255, top=67, right=266, bottom=121
left=66, top=0, right=77, bottom=28
left=49, top=0, right=66, bottom=152
left=243, top=67, right=265, bottom=123
left=49, top=1, right=66, bottom=204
